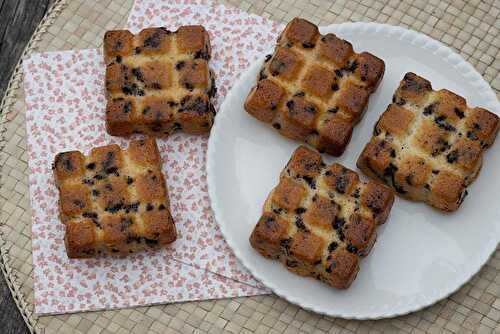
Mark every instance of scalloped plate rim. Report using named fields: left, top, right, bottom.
left=207, top=22, right=500, bottom=319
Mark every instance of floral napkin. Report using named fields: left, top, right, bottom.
left=25, top=0, right=283, bottom=314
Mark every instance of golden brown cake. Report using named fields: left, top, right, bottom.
left=244, top=17, right=385, bottom=156
left=103, top=26, right=216, bottom=137
left=357, top=72, right=499, bottom=211
left=53, top=138, right=176, bottom=258
left=250, top=146, right=394, bottom=289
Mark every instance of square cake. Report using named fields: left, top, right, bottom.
left=357, top=72, right=499, bottom=211
left=244, top=17, right=385, bottom=156
left=250, top=146, right=394, bottom=289
left=103, top=26, right=216, bottom=137
left=53, top=138, right=176, bottom=258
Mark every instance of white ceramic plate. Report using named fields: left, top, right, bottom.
left=207, top=22, right=500, bottom=319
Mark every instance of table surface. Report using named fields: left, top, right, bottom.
left=1, top=1, right=499, bottom=333
left=0, top=1, right=53, bottom=333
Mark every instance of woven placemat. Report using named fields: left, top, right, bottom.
left=1, top=0, right=499, bottom=333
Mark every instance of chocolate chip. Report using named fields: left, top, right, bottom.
left=331, top=83, right=339, bottom=91
left=115, top=55, right=122, bottom=63
left=423, top=103, right=436, bottom=115
left=123, top=101, right=132, bottom=113
left=302, top=176, right=316, bottom=189
left=105, top=167, right=119, bottom=176
left=105, top=201, right=124, bottom=213
left=295, top=207, right=306, bottom=214
left=467, top=131, right=478, bottom=140
left=272, top=123, right=281, bottom=130
left=132, top=68, right=144, bottom=82
left=258, top=69, right=268, bottom=81
left=82, top=212, right=98, bottom=219
left=92, top=189, right=100, bottom=196
left=295, top=217, right=306, bottom=230
left=332, top=217, right=345, bottom=230
left=334, top=69, right=343, bottom=77
left=305, top=105, right=316, bottom=114
left=454, top=107, right=465, bottom=119
left=335, top=177, right=347, bottom=194
left=124, top=202, right=140, bottom=213
left=194, top=49, right=209, bottom=60
left=82, top=178, right=95, bottom=185
left=264, top=54, right=272, bottom=62
left=143, top=31, right=162, bottom=48
left=327, top=107, right=338, bottom=113
left=158, top=204, right=166, bottom=211
left=122, top=83, right=145, bottom=96
left=344, top=60, right=358, bottom=72
left=273, top=207, right=283, bottom=214
left=126, top=176, right=134, bottom=185
left=446, top=150, right=459, bottom=163
left=434, top=115, right=456, bottom=132
left=328, top=241, right=338, bottom=252
left=395, top=98, right=405, bottom=106
left=346, top=244, right=358, bottom=254
left=146, top=203, right=154, bottom=211
left=86, top=162, right=96, bottom=170
left=302, top=42, right=315, bottom=48
left=175, top=61, right=185, bottom=70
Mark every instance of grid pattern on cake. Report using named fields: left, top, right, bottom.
left=250, top=146, right=394, bottom=289
left=104, top=26, right=216, bottom=137
left=53, top=138, right=176, bottom=258
left=357, top=72, right=499, bottom=211
left=244, top=17, right=385, bottom=156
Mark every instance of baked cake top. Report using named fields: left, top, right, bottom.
left=103, top=26, right=216, bottom=136
left=53, top=138, right=176, bottom=257
left=357, top=72, right=499, bottom=211
left=250, top=145, right=395, bottom=288
left=245, top=17, right=385, bottom=156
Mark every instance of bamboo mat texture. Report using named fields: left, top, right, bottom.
left=0, top=0, right=499, bottom=333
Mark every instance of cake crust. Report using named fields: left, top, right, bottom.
left=53, top=138, right=176, bottom=258
left=357, top=72, right=499, bottom=211
left=250, top=145, right=394, bottom=289
left=103, top=26, right=216, bottom=137
left=244, top=17, right=385, bottom=156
